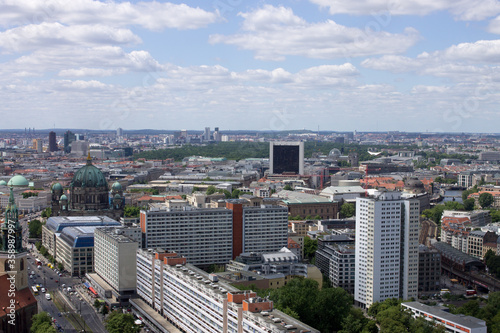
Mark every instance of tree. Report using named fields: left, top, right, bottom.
left=41, top=207, right=52, bottom=218
left=231, top=189, right=241, bottom=199
left=31, top=312, right=56, bottom=333
left=339, top=308, right=368, bottom=333
left=58, top=262, right=64, bottom=271
left=94, top=299, right=101, bottom=309
left=313, top=287, right=353, bottom=332
left=479, top=192, right=494, bottom=208
left=206, top=185, right=216, bottom=195
left=463, top=198, right=475, bottom=211
left=283, top=184, right=293, bottom=191
left=105, top=311, right=141, bottom=333
left=303, top=237, right=317, bottom=261
left=123, top=205, right=141, bottom=218
left=29, top=219, right=42, bottom=238
left=340, top=203, right=355, bottom=218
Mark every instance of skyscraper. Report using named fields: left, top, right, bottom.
left=117, top=127, right=123, bottom=137
left=63, top=130, right=76, bottom=153
left=48, top=131, right=58, bottom=152
left=355, top=191, right=419, bottom=308
left=204, top=127, right=210, bottom=141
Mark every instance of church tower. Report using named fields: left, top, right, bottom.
left=0, top=187, right=28, bottom=290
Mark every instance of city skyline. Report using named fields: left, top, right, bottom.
left=2, top=1, right=500, bottom=132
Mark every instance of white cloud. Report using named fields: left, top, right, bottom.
left=209, top=5, right=420, bottom=60
left=0, top=22, right=141, bottom=53
left=0, top=0, right=218, bottom=30
left=309, top=0, right=500, bottom=21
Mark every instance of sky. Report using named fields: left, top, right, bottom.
left=2, top=0, right=500, bottom=133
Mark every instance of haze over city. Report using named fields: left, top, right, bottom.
left=2, top=0, right=500, bottom=132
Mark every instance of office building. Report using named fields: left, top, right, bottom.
left=204, top=127, right=210, bottom=141
left=402, top=302, right=486, bottom=333
left=63, top=130, right=75, bottom=153
left=48, top=131, right=58, bottom=152
left=42, top=216, right=121, bottom=258
left=355, top=191, right=419, bottom=308
left=269, top=141, right=304, bottom=175
left=56, top=226, right=96, bottom=276
left=89, top=226, right=140, bottom=305
left=116, top=127, right=123, bottom=137
left=315, top=242, right=355, bottom=294
left=135, top=249, right=319, bottom=333
left=418, top=245, right=441, bottom=293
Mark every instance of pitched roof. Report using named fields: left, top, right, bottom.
left=0, top=274, right=37, bottom=318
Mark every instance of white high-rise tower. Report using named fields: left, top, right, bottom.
left=355, top=191, right=419, bottom=308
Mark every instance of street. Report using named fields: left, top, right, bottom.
left=25, top=217, right=106, bottom=333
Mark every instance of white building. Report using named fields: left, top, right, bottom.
left=141, top=206, right=233, bottom=266
left=135, top=249, right=320, bottom=333
left=355, top=191, right=419, bottom=308
left=402, top=302, right=487, bottom=333
left=91, top=226, right=141, bottom=304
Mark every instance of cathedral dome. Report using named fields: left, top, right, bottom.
left=7, top=175, right=29, bottom=187
left=60, top=194, right=68, bottom=201
left=52, top=183, right=62, bottom=191
left=70, top=156, right=107, bottom=188
left=0, top=180, right=6, bottom=186
left=111, top=181, right=122, bottom=191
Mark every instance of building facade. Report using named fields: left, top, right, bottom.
left=355, top=191, right=419, bottom=308
left=418, top=245, right=441, bottom=293
left=135, top=249, right=319, bottom=333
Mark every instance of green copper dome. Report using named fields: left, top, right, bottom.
left=111, top=181, right=122, bottom=191
left=60, top=194, right=68, bottom=201
left=7, top=175, right=29, bottom=187
left=52, top=183, right=63, bottom=191
left=70, top=156, right=107, bottom=188
left=0, top=180, right=6, bottom=186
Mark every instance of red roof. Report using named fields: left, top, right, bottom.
left=0, top=274, right=37, bottom=318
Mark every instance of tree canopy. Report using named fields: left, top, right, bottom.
left=28, top=219, right=43, bottom=238
left=269, top=277, right=352, bottom=333
left=30, top=312, right=57, bottom=333
left=124, top=205, right=141, bottom=218
left=104, top=311, right=141, bottom=333
left=340, top=203, right=355, bottom=218
left=479, top=192, right=494, bottom=208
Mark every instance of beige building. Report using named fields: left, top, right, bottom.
left=56, top=226, right=95, bottom=276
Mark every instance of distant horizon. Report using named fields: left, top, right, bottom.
left=0, top=128, right=499, bottom=136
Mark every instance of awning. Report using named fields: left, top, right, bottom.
left=89, top=287, right=98, bottom=295
left=83, top=282, right=90, bottom=288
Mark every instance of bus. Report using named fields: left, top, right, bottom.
left=32, top=286, right=38, bottom=296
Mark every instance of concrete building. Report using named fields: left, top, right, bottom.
left=269, top=141, right=304, bottom=175
left=315, top=243, right=356, bottom=294
left=355, top=191, right=419, bottom=308
left=418, top=245, right=441, bottom=293
left=402, top=302, right=487, bottom=333
left=135, top=249, right=320, bottom=333
left=140, top=206, right=234, bottom=266
left=468, top=230, right=498, bottom=260
left=89, top=226, right=141, bottom=305
left=226, top=200, right=288, bottom=258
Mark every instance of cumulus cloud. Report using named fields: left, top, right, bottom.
left=309, top=0, right=500, bottom=21
left=0, top=22, right=141, bottom=53
left=209, top=5, right=420, bottom=60
left=362, top=39, right=500, bottom=82
left=0, top=0, right=218, bottom=30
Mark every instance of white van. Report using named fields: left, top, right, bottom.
left=41, top=287, right=46, bottom=293
left=45, top=293, right=51, bottom=300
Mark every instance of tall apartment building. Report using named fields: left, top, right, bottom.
left=226, top=200, right=288, bottom=257
left=140, top=206, right=233, bottom=266
left=140, top=200, right=289, bottom=265
left=135, top=249, right=319, bottom=333
left=355, top=191, right=419, bottom=308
